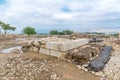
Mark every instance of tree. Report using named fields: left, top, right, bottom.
left=2, top=24, right=11, bottom=34
left=62, top=30, right=73, bottom=35
left=50, top=30, right=58, bottom=35
left=22, top=26, right=36, bottom=36
left=0, top=20, right=16, bottom=34
left=58, top=32, right=64, bottom=35
left=8, top=26, right=16, bottom=33
left=0, top=21, right=4, bottom=33
left=49, top=30, right=73, bottom=35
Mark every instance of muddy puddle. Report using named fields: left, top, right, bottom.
left=0, top=46, right=22, bottom=53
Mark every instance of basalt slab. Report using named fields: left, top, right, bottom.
left=89, top=46, right=112, bottom=72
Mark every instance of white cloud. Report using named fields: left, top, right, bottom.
left=0, top=0, right=120, bottom=33
left=89, top=28, right=120, bottom=33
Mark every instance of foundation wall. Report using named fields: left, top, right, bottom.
left=40, top=38, right=89, bottom=58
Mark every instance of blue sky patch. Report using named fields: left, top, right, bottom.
left=0, top=0, right=5, bottom=4
left=61, top=6, right=71, bottom=12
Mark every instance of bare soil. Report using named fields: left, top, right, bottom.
left=0, top=36, right=100, bottom=80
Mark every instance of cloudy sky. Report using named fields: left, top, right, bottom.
left=0, top=0, right=120, bottom=33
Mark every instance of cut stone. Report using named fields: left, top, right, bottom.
left=46, top=39, right=89, bottom=51
left=40, top=48, right=50, bottom=55
left=50, top=50, right=62, bottom=58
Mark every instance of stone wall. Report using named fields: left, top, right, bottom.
left=22, top=37, right=89, bottom=58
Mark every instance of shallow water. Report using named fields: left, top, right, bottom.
left=0, top=46, right=22, bottom=53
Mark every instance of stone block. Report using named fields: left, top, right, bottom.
left=41, top=45, right=46, bottom=48
left=40, top=48, right=50, bottom=55
left=61, top=42, right=74, bottom=51
left=46, top=38, right=89, bottom=51
left=50, top=50, right=61, bottom=58
left=46, top=42, right=62, bottom=51
left=33, top=47, right=39, bottom=52
left=50, top=50, right=66, bottom=58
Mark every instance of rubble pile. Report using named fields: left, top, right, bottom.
left=103, top=50, right=120, bottom=80
left=66, top=44, right=102, bottom=64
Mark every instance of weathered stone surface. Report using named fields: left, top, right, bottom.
left=41, top=40, right=47, bottom=45
left=41, top=45, right=46, bottom=48
left=89, top=60, right=104, bottom=72
left=72, top=52, right=90, bottom=64
left=29, top=47, right=33, bottom=51
left=33, top=47, right=39, bottom=52
left=40, top=48, right=50, bottom=55
left=22, top=38, right=90, bottom=60
left=89, top=46, right=112, bottom=72
left=21, top=44, right=29, bottom=53
left=65, top=44, right=102, bottom=65
left=33, top=41, right=40, bottom=47
left=50, top=50, right=63, bottom=58
left=46, top=42, right=62, bottom=51
left=40, top=48, right=66, bottom=58
left=28, top=40, right=34, bottom=46
left=46, top=39, right=89, bottom=51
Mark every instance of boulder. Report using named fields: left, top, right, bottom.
left=28, top=41, right=34, bottom=47
left=41, top=40, right=46, bottom=45
left=33, top=47, right=40, bottom=52
left=29, top=47, right=33, bottom=52
left=21, top=44, right=29, bottom=53
left=33, top=41, right=40, bottom=47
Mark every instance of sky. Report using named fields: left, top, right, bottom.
left=0, top=0, right=120, bottom=34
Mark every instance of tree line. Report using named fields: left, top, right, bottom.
left=0, top=20, right=73, bottom=36
left=22, top=28, right=73, bottom=36
left=50, top=30, right=73, bottom=35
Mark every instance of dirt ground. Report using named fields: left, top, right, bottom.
left=0, top=37, right=101, bottom=80
left=0, top=53, right=100, bottom=80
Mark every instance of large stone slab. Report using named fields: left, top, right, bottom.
left=50, top=50, right=62, bottom=58
left=40, top=48, right=66, bottom=58
left=89, top=46, right=112, bottom=72
left=46, top=38, right=89, bottom=51
left=40, top=48, right=50, bottom=55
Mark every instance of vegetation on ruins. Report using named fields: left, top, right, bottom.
left=0, top=20, right=16, bottom=34
left=50, top=30, right=73, bottom=35
left=22, top=26, right=36, bottom=36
